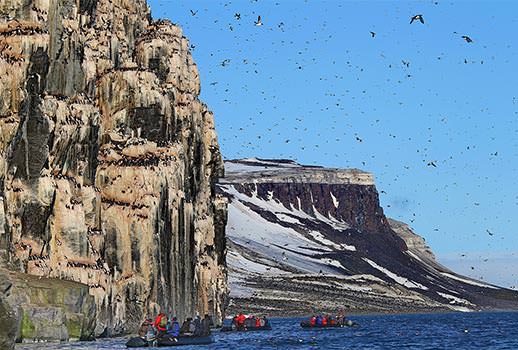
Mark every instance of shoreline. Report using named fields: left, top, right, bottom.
left=226, top=307, right=518, bottom=319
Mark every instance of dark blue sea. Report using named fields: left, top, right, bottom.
left=16, top=312, right=518, bottom=349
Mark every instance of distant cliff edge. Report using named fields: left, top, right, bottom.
left=218, top=158, right=518, bottom=316
left=0, top=0, right=227, bottom=342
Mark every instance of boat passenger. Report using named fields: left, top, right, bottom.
left=145, top=322, right=156, bottom=341
left=329, top=316, right=336, bottom=326
left=259, top=317, right=266, bottom=327
left=255, top=317, right=261, bottom=328
left=202, top=314, right=213, bottom=335
left=193, top=315, right=203, bottom=336
left=316, top=315, right=323, bottom=326
left=180, top=317, right=193, bottom=335
left=245, top=315, right=255, bottom=329
left=236, top=313, right=246, bottom=330
left=189, top=318, right=196, bottom=334
left=322, top=315, right=328, bottom=326
left=166, top=316, right=180, bottom=337
left=138, top=319, right=151, bottom=337
left=154, top=313, right=168, bottom=336
left=310, top=316, right=316, bottom=326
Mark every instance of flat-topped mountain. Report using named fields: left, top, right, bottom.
left=218, top=158, right=518, bottom=315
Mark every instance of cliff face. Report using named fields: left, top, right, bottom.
left=0, top=0, right=227, bottom=337
left=219, top=158, right=518, bottom=315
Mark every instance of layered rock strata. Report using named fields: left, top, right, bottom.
left=0, top=0, right=227, bottom=338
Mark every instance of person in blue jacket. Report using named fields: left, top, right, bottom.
left=166, top=316, right=181, bottom=337
left=316, top=315, right=323, bottom=326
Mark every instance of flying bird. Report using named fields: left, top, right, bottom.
left=370, top=31, right=376, bottom=37
left=190, top=9, right=198, bottom=16
left=410, top=15, right=424, bottom=24
left=461, top=35, right=473, bottom=43
left=254, top=15, right=263, bottom=26
left=486, top=229, right=494, bottom=236
left=234, top=13, right=241, bottom=20
left=427, top=161, right=437, bottom=168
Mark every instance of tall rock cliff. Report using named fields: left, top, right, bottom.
left=219, top=158, right=518, bottom=315
left=0, top=0, right=227, bottom=337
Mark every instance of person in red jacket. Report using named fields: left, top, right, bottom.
left=310, top=316, right=317, bottom=326
left=154, top=313, right=168, bottom=336
left=255, top=317, right=261, bottom=328
left=322, top=315, right=328, bottom=326
left=236, top=313, right=246, bottom=330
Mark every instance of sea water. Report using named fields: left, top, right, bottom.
left=15, top=312, right=518, bottom=350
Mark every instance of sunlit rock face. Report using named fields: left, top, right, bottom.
left=219, top=158, right=518, bottom=316
left=0, top=0, right=227, bottom=336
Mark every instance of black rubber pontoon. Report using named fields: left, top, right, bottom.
left=220, top=324, right=272, bottom=332
left=126, top=334, right=215, bottom=347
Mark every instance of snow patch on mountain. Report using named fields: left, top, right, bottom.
left=441, top=272, right=500, bottom=289
left=362, top=258, right=429, bottom=290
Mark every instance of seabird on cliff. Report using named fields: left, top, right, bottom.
left=254, top=16, right=263, bottom=26
left=410, top=14, right=424, bottom=24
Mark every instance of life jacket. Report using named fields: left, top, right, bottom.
left=322, top=317, right=328, bottom=326
left=255, top=318, right=261, bottom=328
left=310, top=317, right=316, bottom=326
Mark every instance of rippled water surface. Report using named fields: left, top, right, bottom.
left=16, top=312, right=518, bottom=350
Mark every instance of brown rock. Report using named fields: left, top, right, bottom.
left=0, top=0, right=227, bottom=337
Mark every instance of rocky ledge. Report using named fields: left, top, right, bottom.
left=1, top=269, right=96, bottom=348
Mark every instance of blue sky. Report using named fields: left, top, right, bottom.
left=149, top=0, right=518, bottom=287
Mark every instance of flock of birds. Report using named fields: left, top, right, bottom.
left=162, top=2, right=516, bottom=287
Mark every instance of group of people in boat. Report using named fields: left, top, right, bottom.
left=138, top=313, right=214, bottom=341
left=306, top=314, right=354, bottom=327
left=232, top=313, right=270, bottom=330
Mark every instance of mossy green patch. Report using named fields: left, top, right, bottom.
left=21, top=311, right=35, bottom=338
left=65, top=314, right=83, bottom=340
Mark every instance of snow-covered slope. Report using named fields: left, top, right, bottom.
left=219, top=158, right=518, bottom=316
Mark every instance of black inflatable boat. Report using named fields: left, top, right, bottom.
left=220, top=318, right=272, bottom=332
left=126, top=334, right=214, bottom=347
